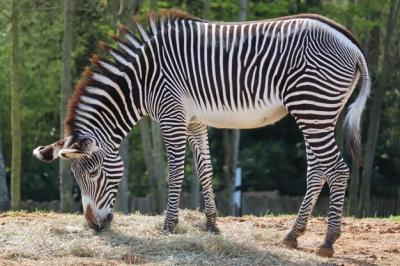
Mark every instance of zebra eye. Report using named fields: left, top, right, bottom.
left=110, top=198, right=116, bottom=208
left=89, top=169, right=99, bottom=178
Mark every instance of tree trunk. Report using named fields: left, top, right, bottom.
left=150, top=0, right=167, bottom=214
left=128, top=0, right=166, bottom=213
left=114, top=0, right=138, bottom=212
left=334, top=1, right=353, bottom=157
left=135, top=0, right=167, bottom=214
left=238, top=0, right=247, bottom=21
left=358, top=0, right=400, bottom=217
left=120, top=0, right=165, bottom=213
left=347, top=163, right=359, bottom=215
left=0, top=118, right=10, bottom=212
left=117, top=137, right=130, bottom=212
left=10, top=0, right=21, bottom=210
left=59, top=0, right=75, bottom=212
left=346, top=12, right=380, bottom=216
left=219, top=0, right=246, bottom=216
left=150, top=0, right=157, bottom=11
left=220, top=130, right=233, bottom=215
left=139, top=119, right=162, bottom=213
left=203, top=0, right=210, bottom=19
left=186, top=0, right=212, bottom=211
left=221, top=129, right=240, bottom=216
left=189, top=155, right=200, bottom=209
left=151, top=120, right=166, bottom=211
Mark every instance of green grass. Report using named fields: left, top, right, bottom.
left=386, top=215, right=400, bottom=221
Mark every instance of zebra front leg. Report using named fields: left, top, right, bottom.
left=317, top=160, right=349, bottom=257
left=159, top=118, right=188, bottom=234
left=188, top=123, right=220, bottom=234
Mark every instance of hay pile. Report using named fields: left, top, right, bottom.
left=0, top=210, right=361, bottom=265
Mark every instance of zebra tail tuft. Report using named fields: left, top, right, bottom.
left=343, top=55, right=371, bottom=166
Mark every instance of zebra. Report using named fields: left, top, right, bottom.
left=33, top=10, right=370, bottom=257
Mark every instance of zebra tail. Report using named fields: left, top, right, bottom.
left=343, top=55, right=371, bottom=166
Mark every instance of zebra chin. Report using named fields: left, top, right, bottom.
left=83, top=204, right=113, bottom=231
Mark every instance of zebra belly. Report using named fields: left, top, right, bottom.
left=193, top=105, right=288, bottom=129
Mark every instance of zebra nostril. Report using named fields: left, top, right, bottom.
left=106, top=213, right=113, bottom=224
left=100, top=213, right=113, bottom=230
left=88, top=221, right=101, bottom=231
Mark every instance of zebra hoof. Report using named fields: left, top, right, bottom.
left=160, top=228, right=173, bottom=235
left=161, top=219, right=178, bottom=235
left=206, top=213, right=220, bottom=234
left=316, top=245, right=334, bottom=257
left=282, top=237, right=298, bottom=249
left=206, top=224, right=221, bottom=234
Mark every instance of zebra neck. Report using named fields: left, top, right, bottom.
left=67, top=56, right=150, bottom=152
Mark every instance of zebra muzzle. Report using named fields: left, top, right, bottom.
left=84, top=205, right=113, bottom=231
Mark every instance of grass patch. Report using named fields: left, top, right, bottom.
left=387, top=215, right=400, bottom=221
left=0, top=210, right=28, bottom=216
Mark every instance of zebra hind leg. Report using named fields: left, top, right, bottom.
left=317, top=158, right=349, bottom=257
left=283, top=143, right=326, bottom=249
left=295, top=127, right=349, bottom=257
left=188, top=123, right=220, bottom=234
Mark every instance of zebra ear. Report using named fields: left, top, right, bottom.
left=33, top=137, right=68, bottom=163
left=58, top=136, right=99, bottom=160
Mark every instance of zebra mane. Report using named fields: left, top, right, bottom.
left=64, top=9, right=201, bottom=136
left=119, top=9, right=202, bottom=50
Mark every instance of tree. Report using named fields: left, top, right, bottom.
left=203, top=0, right=210, bottom=19
left=358, top=0, right=400, bottom=217
left=149, top=0, right=167, bottom=214
left=219, top=0, right=247, bottom=216
left=118, top=137, right=130, bottom=212
left=137, top=0, right=167, bottom=214
left=10, top=0, right=21, bottom=210
left=347, top=5, right=382, bottom=216
left=139, top=119, right=163, bottom=212
left=115, top=0, right=140, bottom=212
left=0, top=118, right=10, bottom=211
left=60, top=0, right=75, bottom=212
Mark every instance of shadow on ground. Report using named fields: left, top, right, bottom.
left=96, top=213, right=322, bottom=265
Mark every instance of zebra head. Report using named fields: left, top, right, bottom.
left=33, top=135, right=123, bottom=230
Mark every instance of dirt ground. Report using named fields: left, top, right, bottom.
left=0, top=210, right=399, bottom=265
left=219, top=215, right=400, bottom=265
